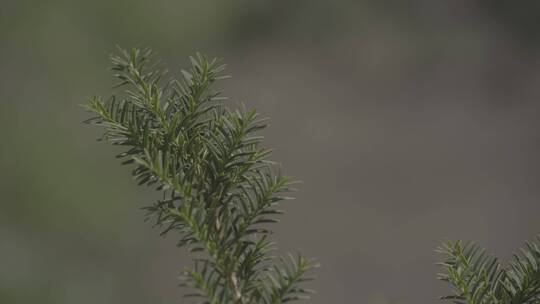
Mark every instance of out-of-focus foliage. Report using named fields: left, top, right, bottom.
left=84, top=47, right=317, bottom=304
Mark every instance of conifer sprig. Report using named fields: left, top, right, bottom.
left=437, top=236, right=540, bottom=304
left=84, top=47, right=317, bottom=304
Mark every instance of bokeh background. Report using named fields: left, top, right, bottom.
left=3, top=1, right=540, bottom=303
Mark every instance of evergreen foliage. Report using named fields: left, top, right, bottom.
left=438, top=236, right=540, bottom=304
left=83, top=47, right=317, bottom=304
left=84, top=46, right=540, bottom=304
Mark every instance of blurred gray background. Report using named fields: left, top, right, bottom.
left=2, top=1, right=540, bottom=303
